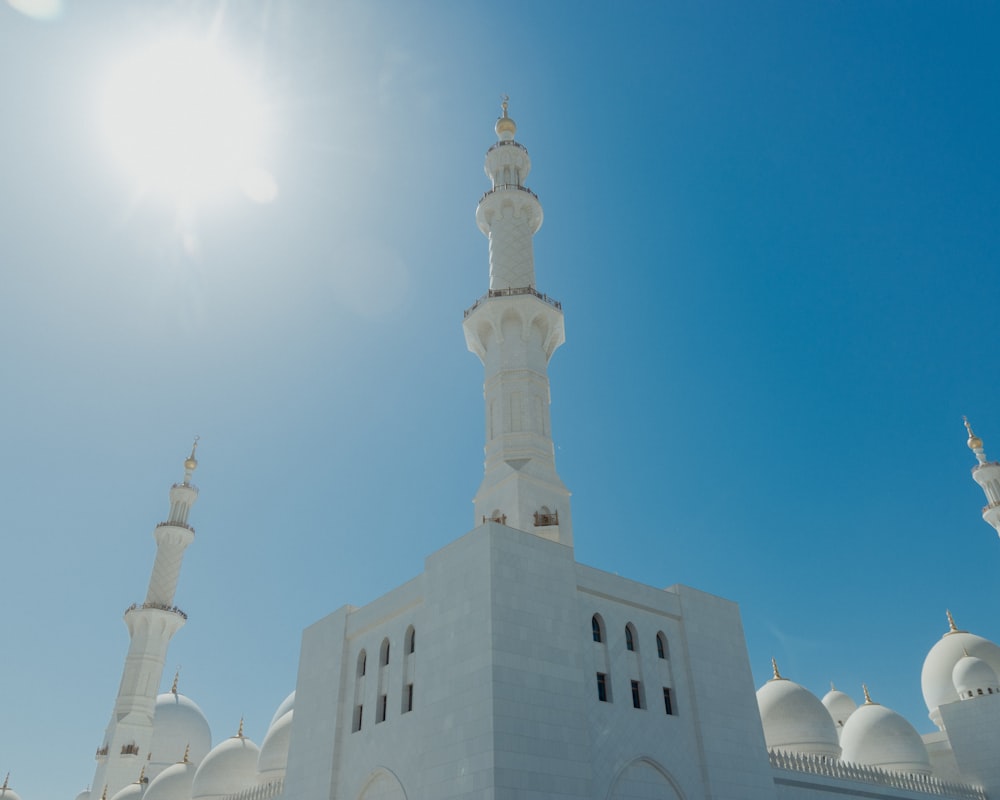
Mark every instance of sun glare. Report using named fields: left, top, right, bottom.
left=102, top=38, right=272, bottom=205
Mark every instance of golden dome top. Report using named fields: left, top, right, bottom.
left=495, top=95, right=516, bottom=140
left=184, top=436, right=200, bottom=472
left=964, top=417, right=983, bottom=451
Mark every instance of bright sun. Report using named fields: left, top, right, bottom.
left=102, top=38, right=274, bottom=205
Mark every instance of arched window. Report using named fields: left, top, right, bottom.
left=405, top=626, right=416, bottom=654
left=380, top=638, right=390, bottom=667
left=656, top=632, right=668, bottom=660
left=592, top=614, right=604, bottom=643
left=357, top=649, right=367, bottom=677
left=625, top=623, right=637, bottom=652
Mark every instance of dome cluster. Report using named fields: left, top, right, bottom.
left=759, top=613, right=1000, bottom=779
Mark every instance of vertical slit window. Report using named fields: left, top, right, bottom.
left=405, top=683, right=414, bottom=712
left=377, top=693, right=387, bottom=723
left=631, top=680, right=642, bottom=709
left=597, top=672, right=608, bottom=702
left=663, top=687, right=674, bottom=715
left=625, top=625, right=635, bottom=652
left=353, top=704, right=363, bottom=732
left=592, top=615, right=603, bottom=643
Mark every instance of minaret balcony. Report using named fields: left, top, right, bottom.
left=533, top=510, right=559, bottom=527
left=486, top=140, right=527, bottom=155
left=95, top=745, right=109, bottom=759
left=124, top=601, right=188, bottom=620
left=156, top=520, right=195, bottom=533
left=464, top=286, right=562, bottom=318
left=121, top=743, right=140, bottom=756
left=983, top=500, right=1000, bottom=515
left=478, top=183, right=538, bottom=204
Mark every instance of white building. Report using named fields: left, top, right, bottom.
left=3, top=103, right=1000, bottom=800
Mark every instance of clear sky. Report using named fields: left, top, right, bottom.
left=2, top=2, right=999, bottom=798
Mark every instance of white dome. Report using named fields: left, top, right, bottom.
left=257, top=710, right=293, bottom=782
left=109, top=782, right=144, bottom=800
left=840, top=700, right=931, bottom=775
left=150, top=692, right=212, bottom=778
left=757, top=676, right=841, bottom=758
left=921, top=624, right=1000, bottom=727
left=0, top=783, right=24, bottom=800
left=75, top=790, right=92, bottom=800
left=953, top=653, right=1000, bottom=699
left=268, top=692, right=294, bottom=730
left=145, top=761, right=196, bottom=800
left=191, top=736, right=259, bottom=800
left=821, top=687, right=858, bottom=733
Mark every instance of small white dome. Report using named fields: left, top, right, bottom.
left=191, top=735, right=260, bottom=800
left=0, top=783, right=24, bottom=800
left=75, top=790, right=92, bottom=800
left=268, top=691, right=295, bottom=730
left=257, top=710, right=293, bottom=782
left=109, top=782, right=144, bottom=800
left=953, top=653, right=1000, bottom=699
left=757, top=676, right=841, bottom=758
left=921, top=624, right=1000, bottom=727
left=150, top=692, right=212, bottom=779
left=840, top=699, right=931, bottom=775
left=145, top=761, right=196, bottom=800
left=821, top=687, right=858, bottom=733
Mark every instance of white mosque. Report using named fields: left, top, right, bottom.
left=4, top=102, right=1000, bottom=800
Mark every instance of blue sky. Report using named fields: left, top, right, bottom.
left=2, top=2, right=1000, bottom=798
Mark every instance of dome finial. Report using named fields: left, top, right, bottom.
left=171, top=667, right=180, bottom=694
left=237, top=716, right=244, bottom=738
left=964, top=417, right=987, bottom=464
left=183, top=436, right=200, bottom=482
left=102, top=785, right=108, bottom=800
left=2, top=773, right=8, bottom=791
left=946, top=609, right=962, bottom=634
left=862, top=684, right=874, bottom=704
left=830, top=681, right=836, bottom=691
left=770, top=657, right=783, bottom=680
left=183, top=743, right=190, bottom=763
left=495, top=94, right=517, bottom=141
left=137, top=765, right=146, bottom=785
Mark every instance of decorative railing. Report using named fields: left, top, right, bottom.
left=95, top=745, right=108, bottom=758
left=464, top=286, right=562, bottom=319
left=768, top=750, right=985, bottom=800
left=487, top=140, right=527, bottom=154
left=121, top=743, right=139, bottom=756
left=982, top=500, right=1000, bottom=514
left=125, top=602, right=188, bottom=620
left=224, top=778, right=283, bottom=800
left=171, top=482, right=199, bottom=491
left=156, top=520, right=195, bottom=533
left=479, top=183, right=539, bottom=204
left=483, top=514, right=507, bottom=525
left=534, top=511, right=559, bottom=527
left=972, top=462, right=1000, bottom=473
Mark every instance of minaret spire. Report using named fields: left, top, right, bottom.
left=963, top=418, right=1000, bottom=538
left=91, top=446, right=201, bottom=799
left=463, top=100, right=573, bottom=544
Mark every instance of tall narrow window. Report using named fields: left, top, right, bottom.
left=663, top=687, right=674, bottom=715
left=405, top=626, right=416, bottom=654
left=358, top=649, right=367, bottom=676
left=625, top=624, right=636, bottom=652
left=377, top=693, right=388, bottom=723
left=380, top=638, right=390, bottom=666
left=405, top=683, right=414, bottom=712
left=353, top=704, right=363, bottom=732
left=597, top=672, right=609, bottom=702
left=631, top=680, right=643, bottom=709
left=592, top=615, right=603, bottom=643
left=656, top=632, right=668, bottom=660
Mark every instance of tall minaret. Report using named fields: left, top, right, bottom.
left=91, top=442, right=200, bottom=798
left=463, top=99, right=573, bottom=546
left=964, top=419, right=1000, bottom=538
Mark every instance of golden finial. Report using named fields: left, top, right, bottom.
left=830, top=681, right=836, bottom=692
left=183, top=743, right=190, bottom=764
left=862, top=684, right=874, bottom=704
left=2, top=773, right=8, bottom=791
left=237, top=717, right=244, bottom=738
left=495, top=95, right=516, bottom=140
left=138, top=766, right=146, bottom=784
left=964, top=417, right=983, bottom=450
left=184, top=436, right=200, bottom=473
left=102, top=786, right=108, bottom=800
left=770, top=657, right=783, bottom=680
left=171, top=668, right=180, bottom=694
left=947, top=609, right=961, bottom=634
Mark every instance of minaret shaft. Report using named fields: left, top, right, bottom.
left=91, top=449, right=198, bottom=799
left=465, top=102, right=572, bottom=545
left=965, top=419, right=1000, bottom=538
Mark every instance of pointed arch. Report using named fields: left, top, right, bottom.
left=656, top=631, right=668, bottom=660
left=607, top=757, right=685, bottom=800
left=592, top=614, right=605, bottom=643
left=625, top=622, right=637, bottom=652
left=357, top=766, right=407, bottom=800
